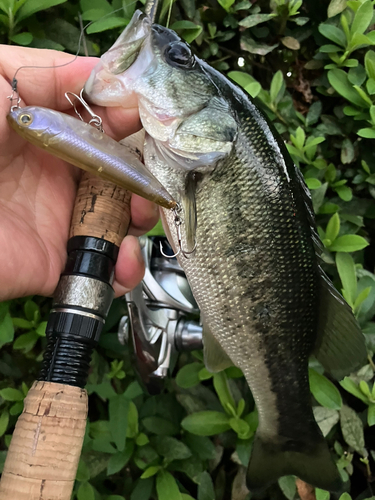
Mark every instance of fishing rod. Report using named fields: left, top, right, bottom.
left=0, top=5, right=159, bottom=500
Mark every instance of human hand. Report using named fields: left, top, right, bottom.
left=0, top=46, right=157, bottom=301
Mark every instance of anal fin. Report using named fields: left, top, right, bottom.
left=202, top=319, right=234, bottom=373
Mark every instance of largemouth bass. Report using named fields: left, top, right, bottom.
left=7, top=106, right=175, bottom=209
left=84, top=11, right=366, bottom=492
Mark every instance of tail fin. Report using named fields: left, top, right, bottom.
left=247, top=433, right=342, bottom=493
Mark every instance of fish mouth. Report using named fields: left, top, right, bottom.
left=84, top=10, right=152, bottom=107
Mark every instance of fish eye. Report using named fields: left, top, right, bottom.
left=18, top=113, right=33, bottom=126
left=165, top=42, right=195, bottom=69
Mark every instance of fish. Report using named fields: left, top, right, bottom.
left=7, top=106, right=175, bottom=209
left=84, top=11, right=367, bottom=492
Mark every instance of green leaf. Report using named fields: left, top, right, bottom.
left=181, top=411, right=231, bottom=436
left=239, top=13, right=275, bottom=28
left=0, top=388, right=24, bottom=401
left=127, top=401, right=139, bottom=438
left=340, top=405, right=365, bottom=455
left=12, top=318, right=32, bottom=329
left=24, top=300, right=39, bottom=323
left=16, top=0, right=67, bottom=22
left=320, top=44, right=342, bottom=53
left=245, top=82, right=261, bottom=98
left=329, top=235, right=369, bottom=252
left=341, top=138, right=355, bottom=164
left=316, top=488, right=330, bottom=500
left=130, top=477, right=154, bottom=500
left=313, top=407, right=339, bottom=437
left=183, top=434, right=216, bottom=461
left=339, top=494, right=352, bottom=500
left=217, top=0, right=235, bottom=12
left=77, top=481, right=95, bottom=500
left=141, top=465, right=161, bottom=479
left=309, top=369, right=342, bottom=410
left=142, top=416, right=179, bottom=436
left=36, top=321, right=47, bottom=336
left=81, top=7, right=110, bottom=21
left=87, top=17, right=128, bottom=34
left=278, top=476, right=296, bottom=500
left=176, top=363, right=204, bottom=389
left=336, top=252, right=357, bottom=306
left=328, top=68, right=369, bottom=107
left=198, top=471, right=215, bottom=500
left=213, top=372, right=236, bottom=414
left=328, top=0, right=347, bottom=18
left=319, top=24, right=346, bottom=47
left=281, top=36, right=300, bottom=50
left=107, top=441, right=134, bottom=475
left=306, top=101, right=322, bottom=127
left=270, top=70, right=284, bottom=104
left=9, top=32, right=33, bottom=45
left=151, top=436, right=192, bottom=462
left=358, top=128, right=375, bottom=138
left=124, top=381, right=143, bottom=400
left=229, top=417, right=250, bottom=438
left=340, top=377, right=369, bottom=404
left=368, top=404, right=375, bottom=426
left=0, top=411, right=9, bottom=438
left=156, top=470, right=182, bottom=500
left=353, top=85, right=372, bottom=106
left=241, top=35, right=278, bottom=55
left=170, top=21, right=202, bottom=43
left=305, top=178, right=322, bottom=190
left=305, top=136, right=325, bottom=149
left=351, top=0, right=373, bottom=35
left=365, top=50, right=375, bottom=80
left=76, top=460, right=91, bottom=482
left=335, top=185, right=353, bottom=202
left=354, top=286, right=371, bottom=313
left=109, top=394, right=129, bottom=451
left=0, top=312, right=14, bottom=349
left=326, top=213, right=340, bottom=243
left=13, top=331, right=39, bottom=352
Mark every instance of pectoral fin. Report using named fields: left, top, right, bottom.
left=314, top=270, right=367, bottom=380
left=180, top=172, right=198, bottom=252
left=202, top=319, right=233, bottom=373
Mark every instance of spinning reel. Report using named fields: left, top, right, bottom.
left=120, top=236, right=203, bottom=392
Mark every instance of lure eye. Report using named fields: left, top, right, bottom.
left=18, top=113, right=33, bottom=126
left=165, top=42, right=195, bottom=69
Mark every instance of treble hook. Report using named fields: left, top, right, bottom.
left=65, top=89, right=104, bottom=132
left=7, top=77, right=21, bottom=111
left=160, top=204, right=197, bottom=259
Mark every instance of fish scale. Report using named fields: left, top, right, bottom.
left=146, top=111, right=320, bottom=445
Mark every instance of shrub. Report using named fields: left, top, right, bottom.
left=1, top=1, right=375, bottom=499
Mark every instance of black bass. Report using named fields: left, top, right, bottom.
left=84, top=11, right=366, bottom=492
left=7, top=106, right=175, bottom=209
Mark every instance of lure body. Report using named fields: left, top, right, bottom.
left=7, top=106, right=175, bottom=209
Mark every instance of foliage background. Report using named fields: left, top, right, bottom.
left=0, top=0, right=375, bottom=499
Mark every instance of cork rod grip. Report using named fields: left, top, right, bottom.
left=0, top=173, right=132, bottom=500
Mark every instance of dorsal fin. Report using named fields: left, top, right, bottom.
left=314, top=269, right=367, bottom=380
